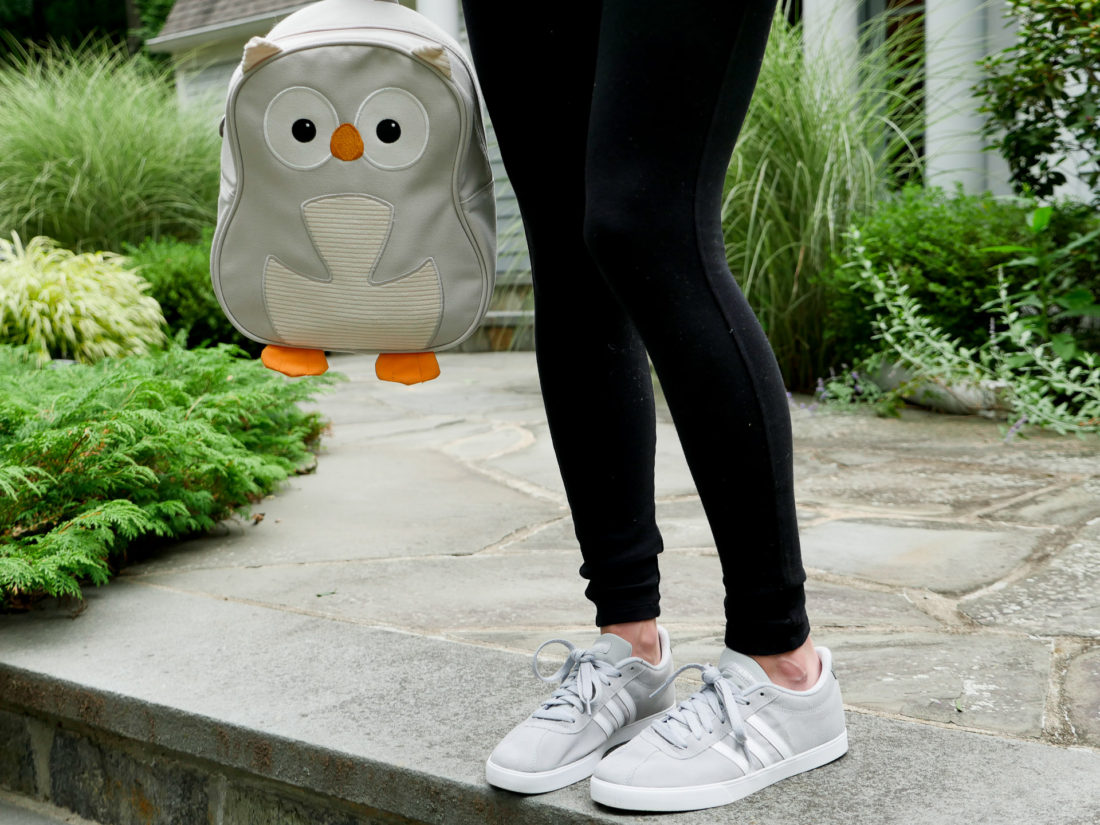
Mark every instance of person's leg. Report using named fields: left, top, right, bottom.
left=462, top=3, right=675, bottom=795
left=580, top=5, right=848, bottom=809
left=461, top=2, right=664, bottom=661
left=579, top=0, right=814, bottom=676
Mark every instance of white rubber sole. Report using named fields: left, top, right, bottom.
left=485, top=710, right=671, bottom=795
left=589, top=729, right=849, bottom=812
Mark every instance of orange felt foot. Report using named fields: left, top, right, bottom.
left=375, top=352, right=440, bottom=385
left=261, top=345, right=329, bottom=377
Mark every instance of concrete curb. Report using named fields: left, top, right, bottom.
left=3, top=646, right=1099, bottom=825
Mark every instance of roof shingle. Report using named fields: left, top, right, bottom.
left=159, top=0, right=302, bottom=37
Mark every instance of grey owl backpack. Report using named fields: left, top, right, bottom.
left=210, top=0, right=495, bottom=384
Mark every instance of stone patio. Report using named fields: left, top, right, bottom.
left=1, top=351, right=1097, bottom=824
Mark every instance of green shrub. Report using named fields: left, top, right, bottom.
left=976, top=0, right=1100, bottom=202
left=833, top=187, right=1100, bottom=362
left=0, top=344, right=339, bottom=606
left=849, top=227, right=1100, bottom=436
left=135, top=0, right=177, bottom=41
left=0, top=42, right=219, bottom=252
left=722, top=11, right=922, bottom=390
left=0, top=233, right=166, bottom=363
left=985, top=205, right=1100, bottom=361
left=123, top=229, right=261, bottom=353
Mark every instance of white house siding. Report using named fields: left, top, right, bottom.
left=169, top=40, right=244, bottom=110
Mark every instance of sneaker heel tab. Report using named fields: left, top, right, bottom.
left=656, top=625, right=672, bottom=667
left=817, top=649, right=840, bottom=688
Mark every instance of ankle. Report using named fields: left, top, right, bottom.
left=601, top=619, right=661, bottom=665
left=750, top=637, right=822, bottom=691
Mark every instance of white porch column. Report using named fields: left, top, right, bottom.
left=801, top=0, right=861, bottom=81
left=925, top=0, right=1008, bottom=194
left=415, top=0, right=460, bottom=41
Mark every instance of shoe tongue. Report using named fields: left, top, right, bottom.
left=587, top=633, right=634, bottom=664
left=718, top=648, right=771, bottom=689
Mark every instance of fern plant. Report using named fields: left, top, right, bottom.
left=0, top=234, right=167, bottom=363
left=0, top=344, right=339, bottom=605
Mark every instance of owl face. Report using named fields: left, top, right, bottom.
left=231, top=43, right=462, bottom=215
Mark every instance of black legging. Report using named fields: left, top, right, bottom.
left=461, top=0, right=808, bottom=655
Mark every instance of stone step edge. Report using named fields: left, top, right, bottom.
left=0, top=664, right=603, bottom=825
left=0, top=788, right=105, bottom=825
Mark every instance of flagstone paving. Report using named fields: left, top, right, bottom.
left=1, top=352, right=1098, bottom=824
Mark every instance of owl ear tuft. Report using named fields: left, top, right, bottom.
left=412, top=44, right=451, bottom=78
left=242, top=37, right=283, bottom=72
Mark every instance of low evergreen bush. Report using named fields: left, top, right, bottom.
left=0, top=42, right=219, bottom=252
left=0, top=344, right=338, bottom=606
left=124, top=230, right=260, bottom=353
left=0, top=233, right=166, bottom=363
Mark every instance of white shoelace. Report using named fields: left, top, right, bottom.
left=529, top=639, right=624, bottom=722
left=648, top=663, right=769, bottom=749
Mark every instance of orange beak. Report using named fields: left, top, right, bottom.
left=330, top=123, right=364, bottom=162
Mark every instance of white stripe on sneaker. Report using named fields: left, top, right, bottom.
left=592, top=708, right=617, bottom=737
left=604, top=696, right=626, bottom=727
left=617, top=688, right=636, bottom=719
left=743, top=735, right=778, bottom=769
left=746, top=715, right=794, bottom=760
left=710, top=740, right=751, bottom=774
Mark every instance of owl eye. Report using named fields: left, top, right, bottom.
left=376, top=119, right=401, bottom=144
left=355, top=88, right=428, bottom=170
left=264, top=87, right=338, bottom=169
left=292, top=119, right=317, bottom=143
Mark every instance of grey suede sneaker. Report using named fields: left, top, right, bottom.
left=590, top=646, right=848, bottom=811
left=485, top=626, right=676, bottom=794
